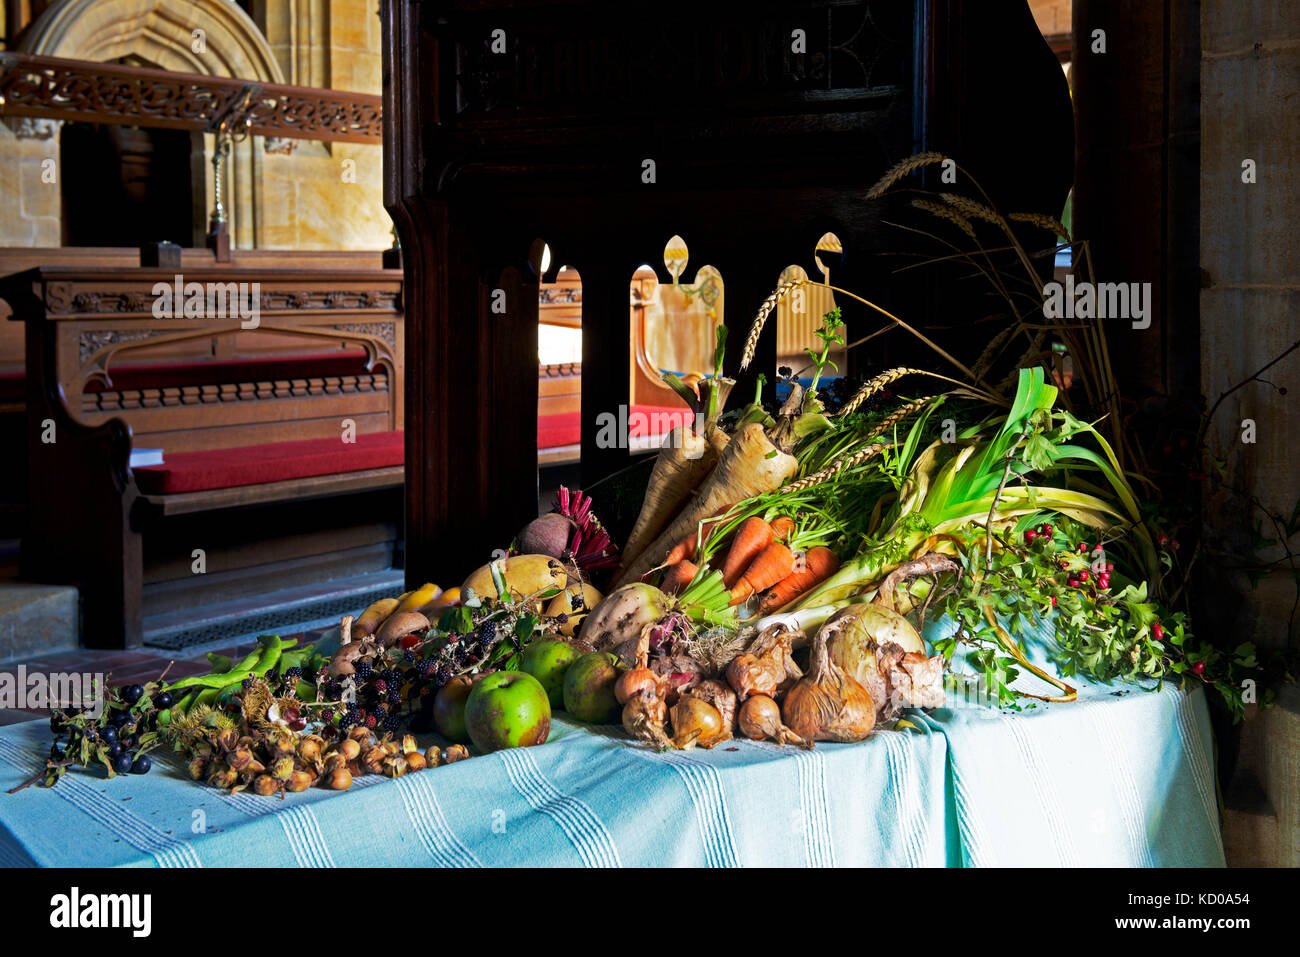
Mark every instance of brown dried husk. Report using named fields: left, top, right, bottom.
left=725, top=623, right=802, bottom=700
left=782, top=631, right=876, bottom=743
left=622, top=692, right=671, bottom=748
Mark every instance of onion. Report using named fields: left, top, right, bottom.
left=622, top=692, right=670, bottom=747
left=738, top=694, right=809, bottom=748
left=725, top=623, right=801, bottom=700
left=669, top=696, right=727, bottom=750
left=689, top=679, right=737, bottom=732
left=615, top=666, right=660, bottom=706
left=781, top=630, right=876, bottom=743
left=820, top=602, right=923, bottom=713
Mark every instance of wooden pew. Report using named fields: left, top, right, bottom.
left=0, top=261, right=404, bottom=648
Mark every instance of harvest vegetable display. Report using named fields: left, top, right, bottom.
left=20, top=157, right=1269, bottom=796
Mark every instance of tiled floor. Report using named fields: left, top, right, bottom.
left=0, top=628, right=330, bottom=726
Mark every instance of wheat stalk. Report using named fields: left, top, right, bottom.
left=739, top=277, right=807, bottom=371
left=1009, top=212, right=1073, bottom=242
left=786, top=442, right=892, bottom=492
left=971, top=322, right=1020, bottom=381
left=911, top=199, right=977, bottom=240
left=867, top=151, right=948, bottom=199
left=837, top=367, right=926, bottom=417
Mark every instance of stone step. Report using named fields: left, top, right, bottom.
left=0, top=583, right=79, bottom=664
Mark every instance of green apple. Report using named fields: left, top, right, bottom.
left=520, top=638, right=581, bottom=708
left=464, top=671, right=552, bottom=752
left=562, top=652, right=623, bottom=724
left=432, top=675, right=478, bottom=743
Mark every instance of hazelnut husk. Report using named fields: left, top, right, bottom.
left=382, top=754, right=408, bottom=778
left=271, top=756, right=296, bottom=782
left=298, top=735, right=324, bottom=765
left=424, top=746, right=443, bottom=768
left=207, top=766, right=238, bottom=790
left=361, top=747, right=386, bottom=775
left=187, top=756, right=208, bottom=781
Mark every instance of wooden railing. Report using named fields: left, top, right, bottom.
left=0, top=52, right=381, bottom=142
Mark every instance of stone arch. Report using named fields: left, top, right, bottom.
left=19, top=0, right=286, bottom=248
left=20, top=0, right=285, bottom=83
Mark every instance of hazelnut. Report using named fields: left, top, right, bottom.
left=253, top=774, right=279, bottom=796
left=424, top=746, right=443, bottom=768
left=339, top=738, right=361, bottom=761
left=287, top=770, right=315, bottom=792
left=405, top=751, right=427, bottom=772
left=443, top=744, right=470, bottom=764
left=326, top=768, right=352, bottom=790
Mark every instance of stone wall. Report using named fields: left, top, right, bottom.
left=1200, top=0, right=1300, bottom=865
left=0, top=0, right=387, bottom=251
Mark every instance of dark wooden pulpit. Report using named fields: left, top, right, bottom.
left=381, top=0, right=1072, bottom=589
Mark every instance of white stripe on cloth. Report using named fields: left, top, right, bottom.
left=1088, top=703, right=1156, bottom=867
left=1170, top=689, right=1225, bottom=856
left=395, top=772, right=481, bottom=867
left=879, top=731, right=930, bottom=866
left=0, top=738, right=201, bottom=868
left=999, top=714, right=1079, bottom=867
left=631, top=748, right=739, bottom=867
left=219, top=790, right=336, bottom=867
left=949, top=760, right=996, bottom=867
left=497, top=748, right=621, bottom=867
left=793, top=749, right=835, bottom=867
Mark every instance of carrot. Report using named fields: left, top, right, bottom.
left=662, top=504, right=732, bottom=566
left=616, top=423, right=798, bottom=585
left=660, top=560, right=698, bottom=595
left=729, top=541, right=797, bottom=605
left=769, top=515, right=795, bottom=543
left=757, top=546, right=841, bottom=613
left=618, top=426, right=720, bottom=574
left=721, top=517, right=774, bottom=588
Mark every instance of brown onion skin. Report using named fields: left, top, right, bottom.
left=669, top=696, right=727, bottom=749
left=615, top=666, right=659, bottom=706
left=738, top=694, right=781, bottom=740
left=782, top=633, right=876, bottom=743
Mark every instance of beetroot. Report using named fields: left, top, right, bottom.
left=517, top=512, right=574, bottom=559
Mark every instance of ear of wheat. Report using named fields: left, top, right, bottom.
left=1009, top=212, right=1073, bottom=242
left=837, top=367, right=927, bottom=417
left=939, top=193, right=1006, bottom=227
left=739, top=277, right=807, bottom=371
left=785, top=442, right=891, bottom=492
left=867, top=151, right=949, bottom=199
left=911, top=199, right=976, bottom=240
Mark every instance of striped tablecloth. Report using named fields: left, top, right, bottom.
left=0, top=619, right=1225, bottom=868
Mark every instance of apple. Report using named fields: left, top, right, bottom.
left=432, top=674, right=479, bottom=743
left=520, top=638, right=581, bottom=707
left=562, top=652, right=623, bottom=724
left=464, top=671, right=552, bottom=752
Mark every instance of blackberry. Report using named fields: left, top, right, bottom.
left=355, top=660, right=373, bottom=680
left=387, top=690, right=402, bottom=705
left=342, top=707, right=363, bottom=728
left=242, top=677, right=254, bottom=690
left=435, top=666, right=453, bottom=685
left=284, top=666, right=303, bottom=681
left=382, top=715, right=402, bottom=733
left=403, top=650, right=416, bottom=664
left=383, top=668, right=402, bottom=685
left=320, top=707, right=336, bottom=722
left=479, top=620, right=498, bottom=644
left=372, top=705, right=388, bottom=721
left=416, top=658, right=435, bottom=677
left=265, top=669, right=279, bottom=685
left=364, top=714, right=377, bottom=729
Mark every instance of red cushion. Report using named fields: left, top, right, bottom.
left=84, top=350, right=373, bottom=394
left=132, top=430, right=404, bottom=494
left=537, top=405, right=692, bottom=449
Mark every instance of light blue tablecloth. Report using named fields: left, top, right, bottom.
left=0, top=617, right=1225, bottom=867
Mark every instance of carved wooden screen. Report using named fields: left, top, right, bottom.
left=381, top=0, right=1071, bottom=588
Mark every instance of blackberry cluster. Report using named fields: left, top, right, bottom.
left=355, top=659, right=374, bottom=680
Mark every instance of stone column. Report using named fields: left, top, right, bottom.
left=1200, top=0, right=1300, bottom=866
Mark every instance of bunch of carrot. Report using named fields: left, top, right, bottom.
left=657, top=512, right=841, bottom=613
